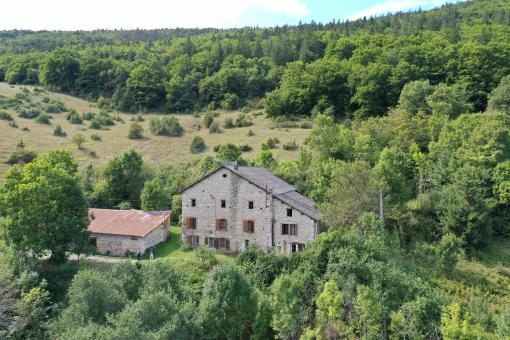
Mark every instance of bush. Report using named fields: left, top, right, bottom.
left=282, top=140, right=299, bottom=151
left=66, top=110, right=83, bottom=124
left=149, top=116, right=184, bottom=136
left=7, top=149, right=37, bottom=165
left=235, top=113, right=253, bottom=127
left=90, top=133, right=102, bottom=141
left=53, top=125, right=66, bottom=137
left=89, top=119, right=102, bottom=129
left=9, top=120, right=18, bottom=128
left=266, top=137, right=280, bottom=149
left=299, top=121, right=313, bottom=129
left=0, top=110, right=13, bottom=121
left=190, top=135, right=206, bottom=154
left=96, top=112, right=115, bottom=126
left=239, top=144, right=253, bottom=152
left=82, top=112, right=95, bottom=120
left=247, top=129, right=255, bottom=136
left=44, top=100, right=67, bottom=113
left=18, top=108, right=40, bottom=119
left=209, top=121, right=221, bottom=134
left=128, top=122, right=144, bottom=139
left=131, top=114, right=144, bottom=122
left=223, top=117, right=235, bottom=129
left=35, top=113, right=51, bottom=125
left=72, top=133, right=86, bottom=149
left=204, top=113, right=214, bottom=128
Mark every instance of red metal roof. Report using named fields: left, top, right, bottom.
left=87, top=208, right=171, bottom=237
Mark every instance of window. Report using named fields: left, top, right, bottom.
left=207, top=237, right=230, bottom=250
left=291, top=243, right=305, bottom=253
left=186, top=235, right=199, bottom=247
left=281, top=223, right=289, bottom=235
left=287, top=208, right=293, bottom=217
left=216, top=218, right=227, bottom=231
left=244, top=239, right=249, bottom=250
left=248, top=201, right=254, bottom=209
left=130, top=236, right=138, bottom=240
left=221, top=200, right=226, bottom=208
left=289, top=224, right=298, bottom=236
left=186, top=217, right=197, bottom=229
left=191, top=199, right=196, bottom=207
left=243, top=220, right=255, bottom=233
left=222, top=173, right=227, bottom=178
left=205, top=237, right=215, bottom=248
left=89, top=237, right=97, bottom=246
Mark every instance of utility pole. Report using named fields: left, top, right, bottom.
left=379, top=189, right=384, bottom=220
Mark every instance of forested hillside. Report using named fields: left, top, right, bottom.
left=1, top=1, right=510, bottom=339
left=0, top=0, right=509, bottom=115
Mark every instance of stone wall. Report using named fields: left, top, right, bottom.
left=182, top=167, right=318, bottom=254
left=90, top=222, right=168, bottom=256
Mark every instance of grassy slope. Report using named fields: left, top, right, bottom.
left=0, top=82, right=311, bottom=177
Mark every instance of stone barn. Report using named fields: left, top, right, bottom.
left=181, top=163, right=321, bottom=254
left=87, top=208, right=171, bottom=256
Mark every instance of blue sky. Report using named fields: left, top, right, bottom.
left=2, top=0, right=454, bottom=31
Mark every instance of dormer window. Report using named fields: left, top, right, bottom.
left=287, top=208, right=293, bottom=217
left=191, top=199, right=196, bottom=207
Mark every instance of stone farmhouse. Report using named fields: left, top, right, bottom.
left=87, top=208, right=171, bottom=256
left=181, top=163, right=321, bottom=254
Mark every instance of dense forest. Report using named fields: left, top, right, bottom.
left=1, top=0, right=510, bottom=339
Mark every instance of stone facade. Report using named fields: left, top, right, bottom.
left=90, top=224, right=168, bottom=256
left=181, top=166, right=320, bottom=254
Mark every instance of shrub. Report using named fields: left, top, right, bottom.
left=18, top=108, right=40, bottom=119
left=247, top=129, right=255, bottom=136
left=299, top=121, right=313, bottom=129
left=190, top=135, right=206, bottom=154
left=82, top=112, right=95, bottom=120
left=149, top=116, right=184, bottom=136
left=44, top=100, right=67, bottom=113
left=223, top=117, right=235, bottom=129
left=72, top=133, right=86, bottom=149
left=131, top=114, right=144, bottom=122
left=53, top=125, right=66, bottom=137
left=89, top=119, right=102, bottom=129
left=209, top=121, right=221, bottom=134
left=90, top=133, right=102, bottom=141
left=0, top=110, right=13, bottom=121
left=204, top=113, right=214, bottom=128
left=41, top=96, right=51, bottom=103
left=21, top=126, right=29, bottom=131
left=7, top=146, right=37, bottom=165
left=66, top=110, right=83, bottom=124
left=266, top=137, right=280, bottom=149
left=128, top=122, right=144, bottom=139
left=35, top=113, right=51, bottom=125
left=235, top=113, right=253, bottom=127
left=239, top=144, right=253, bottom=152
left=96, top=112, right=115, bottom=126
left=282, top=140, right=299, bottom=151
left=9, top=121, right=18, bottom=128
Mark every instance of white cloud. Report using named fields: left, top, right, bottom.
left=348, top=0, right=446, bottom=21
left=0, top=0, right=309, bottom=30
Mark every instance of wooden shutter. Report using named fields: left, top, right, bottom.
left=185, top=217, right=190, bottom=229
left=216, top=219, right=221, bottom=230
left=226, top=239, right=230, bottom=251
left=243, top=220, right=248, bottom=232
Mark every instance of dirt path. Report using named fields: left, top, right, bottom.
left=69, top=254, right=137, bottom=264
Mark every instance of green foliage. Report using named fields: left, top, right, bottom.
left=203, top=112, right=214, bottom=128
left=0, top=110, right=13, bottom=121
left=90, top=133, right=101, bottom=141
left=72, top=133, right=86, bottom=149
left=282, top=140, right=299, bottom=151
left=488, top=74, right=510, bottom=114
left=127, top=122, right=144, bottom=139
left=66, top=109, right=82, bottom=124
left=34, top=113, right=51, bottom=124
left=254, top=143, right=277, bottom=169
left=98, top=149, right=145, bottom=208
left=197, top=263, right=256, bottom=339
left=223, top=117, right=235, bottom=129
left=189, top=135, right=206, bottom=154
left=149, top=116, right=184, bottom=136
left=0, top=151, right=89, bottom=262
left=53, top=125, right=66, bottom=137
left=18, top=107, right=41, bottom=119
left=141, top=177, right=171, bottom=211
left=208, top=121, right=221, bottom=133
left=214, top=143, right=243, bottom=163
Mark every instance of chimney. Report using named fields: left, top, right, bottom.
left=233, top=162, right=238, bottom=170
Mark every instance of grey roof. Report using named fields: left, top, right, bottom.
left=225, top=164, right=321, bottom=221
left=275, top=191, right=321, bottom=221
left=224, top=164, right=294, bottom=195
